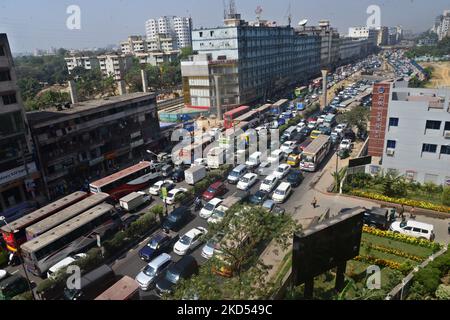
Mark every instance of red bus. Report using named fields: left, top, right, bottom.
left=0, top=191, right=88, bottom=252
left=89, top=161, right=159, bottom=201
left=223, top=106, right=250, bottom=129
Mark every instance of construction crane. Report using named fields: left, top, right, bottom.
left=285, top=3, right=292, bottom=26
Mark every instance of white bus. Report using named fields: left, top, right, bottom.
left=20, top=204, right=119, bottom=277
left=300, top=135, right=331, bottom=172
left=25, top=192, right=110, bottom=241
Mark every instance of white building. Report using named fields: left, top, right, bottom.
left=370, top=80, right=450, bottom=185
left=120, top=36, right=148, bottom=55
left=348, top=26, right=378, bottom=47
left=64, top=56, right=100, bottom=74
left=145, top=16, right=192, bottom=49
left=98, top=54, right=133, bottom=81
left=136, top=51, right=179, bottom=66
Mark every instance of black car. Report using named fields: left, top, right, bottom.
left=299, top=127, right=312, bottom=137
left=317, top=126, right=331, bottom=136
left=138, top=231, right=179, bottom=262
left=248, top=190, right=269, bottom=205
left=155, top=255, right=198, bottom=296
left=171, top=168, right=185, bottom=182
left=286, top=169, right=304, bottom=187
left=343, top=129, right=356, bottom=142
left=162, top=207, right=191, bottom=232
left=120, top=213, right=140, bottom=229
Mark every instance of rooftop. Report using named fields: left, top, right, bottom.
left=27, top=92, right=155, bottom=125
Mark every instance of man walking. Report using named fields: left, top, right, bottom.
left=311, top=197, right=318, bottom=209
left=398, top=204, right=405, bottom=219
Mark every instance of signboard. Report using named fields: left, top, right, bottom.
left=0, top=162, right=37, bottom=186
left=24, top=179, right=36, bottom=193
left=161, top=187, right=168, bottom=199
left=348, top=156, right=372, bottom=168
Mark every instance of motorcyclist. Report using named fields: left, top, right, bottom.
left=194, top=196, right=202, bottom=210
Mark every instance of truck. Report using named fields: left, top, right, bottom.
left=184, top=165, right=207, bottom=185
left=207, top=147, right=227, bottom=169
left=119, top=191, right=151, bottom=212
left=95, top=276, right=139, bottom=300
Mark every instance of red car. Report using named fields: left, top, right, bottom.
left=202, top=181, right=227, bottom=201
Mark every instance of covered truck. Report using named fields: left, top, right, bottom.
left=119, top=191, right=150, bottom=212
left=185, top=165, right=207, bottom=185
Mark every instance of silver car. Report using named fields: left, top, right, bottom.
left=135, top=253, right=172, bottom=291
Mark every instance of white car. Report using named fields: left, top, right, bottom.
left=199, top=198, right=223, bottom=219
left=173, top=227, right=208, bottom=255
left=389, top=220, right=435, bottom=241
left=311, top=94, right=318, bottom=99
left=272, top=182, right=292, bottom=204
left=307, top=121, right=317, bottom=129
left=268, top=149, right=285, bottom=163
left=0, top=270, right=8, bottom=281
left=193, top=158, right=207, bottom=167
left=237, top=173, right=258, bottom=191
left=317, top=115, right=326, bottom=124
left=207, top=205, right=228, bottom=224
left=339, top=139, right=352, bottom=151
left=164, top=187, right=188, bottom=205
left=257, top=161, right=272, bottom=176
left=281, top=141, right=298, bottom=153
left=297, top=122, right=306, bottom=130
left=335, top=123, right=347, bottom=133
left=260, top=175, right=280, bottom=193
left=149, top=180, right=175, bottom=196
left=135, top=253, right=172, bottom=291
left=272, top=164, right=291, bottom=179
left=47, top=253, right=87, bottom=279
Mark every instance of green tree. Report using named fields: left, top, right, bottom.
left=442, top=187, right=450, bottom=206
left=178, top=46, right=194, bottom=61
left=169, top=205, right=299, bottom=300
left=336, top=105, right=370, bottom=134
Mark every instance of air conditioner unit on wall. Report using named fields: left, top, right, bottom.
left=444, top=131, right=450, bottom=139
left=386, top=148, right=395, bottom=156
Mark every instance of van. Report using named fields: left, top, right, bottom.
left=227, top=164, right=248, bottom=184
left=363, top=207, right=396, bottom=230
left=63, top=264, right=116, bottom=300
left=390, top=220, right=435, bottom=241
left=47, top=253, right=87, bottom=279
left=0, top=274, right=29, bottom=300
left=272, top=182, right=292, bottom=204
left=282, top=126, right=297, bottom=141
left=155, top=255, right=198, bottom=296
left=246, top=152, right=262, bottom=169
left=161, top=164, right=173, bottom=178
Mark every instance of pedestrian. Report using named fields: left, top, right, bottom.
left=410, top=207, right=416, bottom=220
left=398, top=204, right=405, bottom=219
left=311, top=197, right=318, bottom=209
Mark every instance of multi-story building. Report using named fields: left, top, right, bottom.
left=296, top=20, right=340, bottom=69
left=181, top=15, right=321, bottom=112
left=432, top=10, right=450, bottom=41
left=147, top=33, right=176, bottom=52
left=0, top=34, right=40, bottom=217
left=64, top=56, right=100, bottom=74
left=136, top=51, right=179, bottom=66
left=120, top=36, right=148, bottom=55
left=145, top=16, right=192, bottom=49
left=348, top=26, right=378, bottom=48
left=98, top=54, right=133, bottom=81
left=27, top=92, right=161, bottom=199
left=377, top=27, right=389, bottom=46
left=338, top=36, right=368, bottom=64
left=369, top=80, right=450, bottom=185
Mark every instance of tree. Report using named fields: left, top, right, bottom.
left=332, top=167, right=348, bottom=193
left=442, top=187, right=450, bottom=206
left=179, top=46, right=194, bottom=61
left=382, top=171, right=408, bottom=198
left=168, top=205, right=299, bottom=300
left=336, top=106, right=370, bottom=134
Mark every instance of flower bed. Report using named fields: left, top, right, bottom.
left=363, top=226, right=442, bottom=251
left=350, top=190, right=450, bottom=214
left=354, top=255, right=403, bottom=271
left=361, top=241, right=425, bottom=262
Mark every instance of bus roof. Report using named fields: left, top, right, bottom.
left=25, top=192, right=110, bottom=238
left=272, top=99, right=289, bottom=107
left=95, top=276, right=138, bottom=300
left=90, top=161, right=151, bottom=188
left=255, top=104, right=272, bottom=113
left=234, top=110, right=258, bottom=122
left=223, top=106, right=249, bottom=117
left=302, top=135, right=330, bottom=155
left=0, top=191, right=87, bottom=233
left=21, top=203, right=113, bottom=253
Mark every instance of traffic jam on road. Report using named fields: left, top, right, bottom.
left=0, top=55, right=395, bottom=300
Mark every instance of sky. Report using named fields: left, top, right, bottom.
left=0, top=0, right=449, bottom=53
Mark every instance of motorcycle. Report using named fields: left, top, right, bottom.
left=194, top=197, right=203, bottom=211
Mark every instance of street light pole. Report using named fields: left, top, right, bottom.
left=0, top=217, right=36, bottom=300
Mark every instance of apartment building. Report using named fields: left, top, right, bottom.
left=297, top=20, right=340, bottom=69
left=181, top=15, right=321, bottom=112
left=98, top=54, right=133, bottom=81
left=120, top=36, right=148, bottom=55
left=27, top=92, right=161, bottom=199
left=377, top=27, right=389, bottom=46
left=432, top=10, right=450, bottom=41
left=136, top=51, right=179, bottom=66
left=369, top=80, right=450, bottom=185
left=338, top=37, right=369, bottom=64
left=145, top=16, right=192, bottom=49
left=349, top=27, right=378, bottom=48
left=0, top=34, right=40, bottom=218
left=64, top=56, right=100, bottom=74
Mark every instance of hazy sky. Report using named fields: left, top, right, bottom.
left=1, top=0, right=448, bottom=52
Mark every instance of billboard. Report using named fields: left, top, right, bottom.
left=349, top=156, right=372, bottom=168
left=292, top=208, right=364, bottom=285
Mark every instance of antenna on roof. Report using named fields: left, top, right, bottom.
left=285, top=3, right=292, bottom=26
left=298, top=19, right=308, bottom=27
left=229, top=0, right=237, bottom=16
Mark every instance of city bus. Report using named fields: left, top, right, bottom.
left=271, top=99, right=289, bottom=115
left=223, top=106, right=250, bottom=129
left=300, top=135, right=331, bottom=172
left=95, top=276, right=139, bottom=300
left=89, top=161, right=159, bottom=201
left=0, top=191, right=88, bottom=252
left=25, top=192, right=110, bottom=241
left=20, top=204, right=119, bottom=277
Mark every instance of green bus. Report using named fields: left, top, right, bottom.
left=294, top=86, right=308, bottom=98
